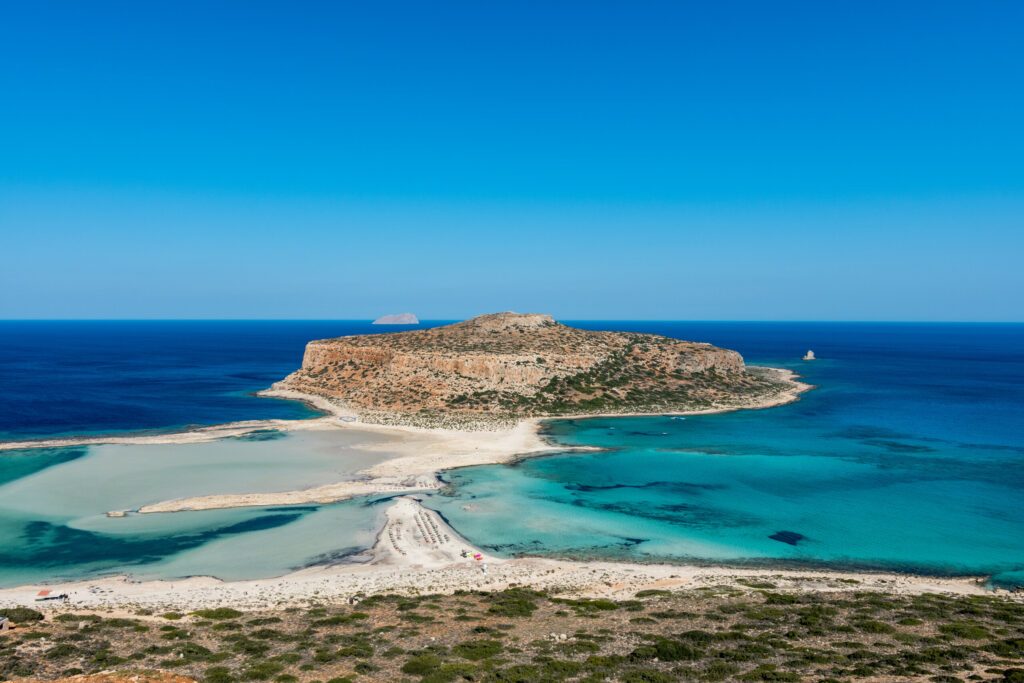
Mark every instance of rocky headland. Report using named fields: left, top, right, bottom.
left=272, top=312, right=803, bottom=429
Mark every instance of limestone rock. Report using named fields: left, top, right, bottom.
left=373, top=313, right=419, bottom=325
left=274, top=312, right=781, bottom=427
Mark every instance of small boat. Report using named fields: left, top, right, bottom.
left=802, top=350, right=816, bottom=361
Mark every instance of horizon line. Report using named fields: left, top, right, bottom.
left=2, top=318, right=1023, bottom=325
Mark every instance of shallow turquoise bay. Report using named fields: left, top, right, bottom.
left=0, top=430, right=395, bottom=587
left=1, top=322, right=1021, bottom=588
left=426, top=323, right=1024, bottom=588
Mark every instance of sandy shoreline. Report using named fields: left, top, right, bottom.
left=11, top=366, right=985, bottom=612
left=2, top=370, right=807, bottom=514
left=0, top=497, right=1008, bottom=613
left=135, top=367, right=810, bottom=513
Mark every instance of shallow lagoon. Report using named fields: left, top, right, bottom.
left=0, top=429, right=393, bottom=519
left=1, top=322, right=1021, bottom=589
left=0, top=429, right=396, bottom=587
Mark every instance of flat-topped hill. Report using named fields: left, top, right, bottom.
left=274, top=313, right=798, bottom=427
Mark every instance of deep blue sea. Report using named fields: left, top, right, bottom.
left=0, top=321, right=1022, bottom=587
left=0, top=320, right=446, bottom=440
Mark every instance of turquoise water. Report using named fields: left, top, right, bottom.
left=1, top=322, right=1021, bottom=588
left=0, top=497, right=388, bottom=587
left=0, top=430, right=399, bottom=587
left=427, top=323, right=1024, bottom=588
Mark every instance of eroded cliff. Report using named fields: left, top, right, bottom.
left=274, top=312, right=793, bottom=427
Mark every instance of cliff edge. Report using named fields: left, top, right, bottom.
left=273, top=312, right=800, bottom=428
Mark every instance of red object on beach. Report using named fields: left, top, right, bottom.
left=36, top=590, right=51, bottom=597
left=473, top=553, right=483, bottom=561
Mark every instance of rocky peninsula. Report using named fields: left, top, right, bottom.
left=270, top=312, right=802, bottom=429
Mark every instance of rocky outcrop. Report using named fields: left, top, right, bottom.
left=373, top=313, right=419, bottom=324
left=274, top=312, right=787, bottom=426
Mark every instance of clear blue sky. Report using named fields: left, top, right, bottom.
left=2, top=1, right=1022, bottom=320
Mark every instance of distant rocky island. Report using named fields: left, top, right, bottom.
left=373, top=313, right=419, bottom=325
left=274, top=312, right=804, bottom=428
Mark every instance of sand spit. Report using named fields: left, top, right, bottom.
left=0, top=498, right=1001, bottom=613
left=1, top=369, right=808, bottom=515
left=131, top=369, right=808, bottom=514
left=0, top=391, right=348, bottom=453
left=133, top=417, right=564, bottom=513
left=0, top=366, right=847, bottom=611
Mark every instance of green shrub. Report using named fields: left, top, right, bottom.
left=402, top=653, right=442, bottom=675
left=205, top=666, right=235, bottom=683
left=453, top=639, right=503, bottom=661
left=557, top=640, right=600, bottom=655
left=737, top=664, right=801, bottom=682
left=988, top=639, right=1024, bottom=658
left=55, top=613, right=101, bottom=623
left=702, top=662, right=741, bottom=681
left=939, top=621, right=990, bottom=640
left=488, top=664, right=541, bottom=681
left=45, top=644, right=79, bottom=658
left=854, top=619, right=895, bottom=634
left=194, top=608, right=244, bottom=620
left=554, top=598, right=620, bottom=614
left=1, top=607, right=43, bottom=622
left=311, top=612, right=369, bottom=627
left=338, top=642, right=374, bottom=658
left=622, top=670, right=676, bottom=682
left=488, top=589, right=542, bottom=618
left=241, top=661, right=285, bottom=680
left=630, top=638, right=702, bottom=662
left=762, top=593, right=799, bottom=605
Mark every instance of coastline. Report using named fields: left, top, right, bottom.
left=0, top=367, right=810, bottom=517
left=11, top=366, right=977, bottom=610
left=0, top=497, right=1005, bottom=613
left=120, top=369, right=811, bottom=514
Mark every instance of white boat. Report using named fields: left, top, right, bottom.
left=803, top=350, right=816, bottom=361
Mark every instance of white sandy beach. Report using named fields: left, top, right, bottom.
left=0, top=496, right=1006, bottom=614
left=6, top=367, right=992, bottom=613
left=0, top=369, right=809, bottom=515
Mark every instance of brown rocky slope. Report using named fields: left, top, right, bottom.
left=272, top=312, right=798, bottom=428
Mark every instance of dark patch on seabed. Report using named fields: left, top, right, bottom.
left=298, top=546, right=369, bottom=568
left=565, top=480, right=724, bottom=493
left=2, top=512, right=305, bottom=567
left=769, top=530, right=806, bottom=546
left=861, top=439, right=936, bottom=453
left=568, top=497, right=759, bottom=529
left=231, top=429, right=285, bottom=441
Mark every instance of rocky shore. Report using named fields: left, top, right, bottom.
left=272, top=312, right=799, bottom=429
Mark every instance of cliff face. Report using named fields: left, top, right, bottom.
left=275, top=312, right=781, bottom=425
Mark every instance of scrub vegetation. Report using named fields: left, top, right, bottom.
left=278, top=313, right=798, bottom=429
left=3, top=587, right=1023, bottom=682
